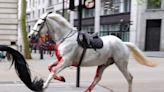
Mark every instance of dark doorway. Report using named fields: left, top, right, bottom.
left=145, top=19, right=161, bottom=51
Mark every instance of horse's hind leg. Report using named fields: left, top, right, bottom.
left=85, top=63, right=111, bottom=92
left=85, top=65, right=106, bottom=92
left=115, top=60, right=133, bottom=92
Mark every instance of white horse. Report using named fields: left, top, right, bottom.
left=28, top=12, right=159, bottom=92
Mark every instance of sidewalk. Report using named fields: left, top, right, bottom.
left=144, top=51, right=164, bottom=58
left=0, top=82, right=111, bottom=92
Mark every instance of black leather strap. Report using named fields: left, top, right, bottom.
left=78, top=48, right=87, bottom=67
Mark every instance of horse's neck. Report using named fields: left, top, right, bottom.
left=50, top=24, right=73, bottom=42
left=54, top=31, right=65, bottom=41
left=47, top=16, right=76, bottom=42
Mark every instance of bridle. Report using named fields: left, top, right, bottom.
left=32, top=13, right=50, bottom=35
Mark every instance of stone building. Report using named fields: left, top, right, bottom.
left=26, top=0, right=47, bottom=32
left=0, top=0, right=18, bottom=48
left=131, top=0, right=164, bottom=51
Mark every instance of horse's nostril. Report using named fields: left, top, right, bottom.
left=29, top=36, right=31, bottom=39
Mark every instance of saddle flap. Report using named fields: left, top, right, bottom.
left=77, top=31, right=103, bottom=49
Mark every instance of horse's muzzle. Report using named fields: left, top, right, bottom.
left=29, top=34, right=39, bottom=43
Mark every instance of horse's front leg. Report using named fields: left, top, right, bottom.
left=48, top=61, right=66, bottom=82
left=43, top=62, right=67, bottom=89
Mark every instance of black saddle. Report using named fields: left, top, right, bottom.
left=77, top=31, right=103, bottom=50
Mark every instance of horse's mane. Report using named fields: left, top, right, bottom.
left=47, top=13, right=77, bottom=31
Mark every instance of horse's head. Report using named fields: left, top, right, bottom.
left=29, top=12, right=77, bottom=43
left=28, top=12, right=50, bottom=42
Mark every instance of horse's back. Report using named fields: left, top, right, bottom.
left=101, top=35, right=130, bottom=61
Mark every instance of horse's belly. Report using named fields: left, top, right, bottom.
left=80, top=50, right=110, bottom=66
left=81, top=58, right=108, bottom=66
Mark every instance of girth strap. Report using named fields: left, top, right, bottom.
left=78, top=48, right=87, bottom=67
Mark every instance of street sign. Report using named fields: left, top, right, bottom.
left=84, top=0, right=95, bottom=9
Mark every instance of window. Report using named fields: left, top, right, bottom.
left=38, top=0, right=40, bottom=5
left=124, top=0, right=130, bottom=12
left=42, top=8, right=45, bottom=14
left=147, top=0, right=161, bottom=9
left=100, top=25, right=110, bottom=36
left=74, top=8, right=78, bottom=19
left=32, top=11, right=35, bottom=18
left=32, top=0, right=35, bottom=7
left=83, top=8, right=95, bottom=18
left=101, top=0, right=130, bottom=15
left=64, top=9, right=70, bottom=21
left=101, top=0, right=121, bottom=15
left=56, top=9, right=70, bottom=21
left=27, top=0, right=31, bottom=9
left=112, top=0, right=120, bottom=13
left=74, top=7, right=95, bottom=19
left=28, top=0, right=30, bottom=7
left=38, top=9, right=40, bottom=17
left=82, top=26, right=94, bottom=34
left=49, top=0, right=52, bottom=6
left=100, top=24, right=129, bottom=41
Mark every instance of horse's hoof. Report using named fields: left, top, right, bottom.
left=43, top=83, right=48, bottom=89
left=84, top=88, right=91, bottom=92
left=85, top=90, right=91, bottom=92
left=60, top=76, right=66, bottom=82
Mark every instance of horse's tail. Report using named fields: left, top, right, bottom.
left=0, top=45, right=44, bottom=91
left=124, top=42, right=159, bottom=67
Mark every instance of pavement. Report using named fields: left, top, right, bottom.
left=0, top=51, right=164, bottom=92
left=144, top=51, right=164, bottom=58
left=0, top=83, right=111, bottom=92
left=0, top=52, right=112, bottom=92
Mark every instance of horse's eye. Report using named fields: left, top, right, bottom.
left=38, top=24, right=41, bottom=26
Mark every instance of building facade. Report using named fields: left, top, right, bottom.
left=26, top=0, right=131, bottom=42
left=26, top=0, right=47, bottom=32
left=131, top=0, right=164, bottom=51
left=0, top=0, right=18, bottom=48
left=74, top=0, right=131, bottom=41
left=26, top=0, right=164, bottom=51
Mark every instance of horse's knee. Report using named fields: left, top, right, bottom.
left=48, top=62, right=58, bottom=71
left=48, top=64, right=52, bottom=71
